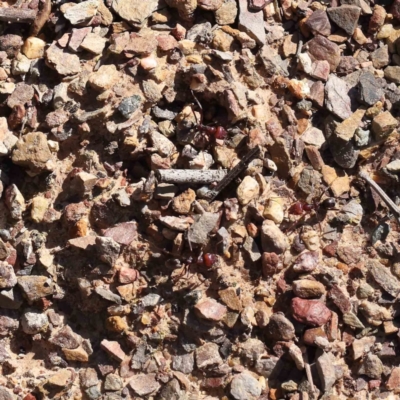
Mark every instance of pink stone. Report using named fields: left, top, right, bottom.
left=119, top=267, right=138, bottom=284
left=104, top=222, right=137, bottom=245
left=100, top=339, right=126, bottom=362
left=195, top=298, right=227, bottom=321
left=68, top=236, right=96, bottom=250
left=68, top=27, right=91, bottom=52
left=310, top=60, right=330, bottom=81
left=291, top=297, right=332, bottom=327
left=156, top=35, right=178, bottom=51
left=249, top=0, right=268, bottom=11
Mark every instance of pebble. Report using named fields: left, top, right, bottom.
left=196, top=342, right=223, bottom=370
left=263, top=200, right=284, bottom=224
left=371, top=45, right=389, bottom=69
left=266, top=312, right=295, bottom=340
left=291, top=298, right=332, bottom=326
left=21, top=310, right=49, bottom=334
left=307, top=36, right=341, bottom=72
left=80, top=33, right=107, bottom=54
left=367, top=259, right=400, bottom=297
left=64, top=0, right=98, bottom=25
left=112, top=0, right=159, bottom=26
left=305, top=10, right=331, bottom=36
left=172, top=353, right=194, bottom=374
left=372, top=111, right=398, bottom=140
left=292, top=280, right=326, bottom=298
left=129, top=373, right=160, bottom=396
left=238, top=0, right=265, bottom=45
left=17, top=276, right=53, bottom=303
left=101, top=339, right=126, bottom=362
left=338, top=200, right=363, bottom=224
left=0, top=263, right=17, bottom=289
left=293, top=251, right=319, bottom=273
left=327, top=5, right=361, bottom=35
left=46, top=44, right=81, bottom=75
left=230, top=372, right=262, bottom=400
left=358, top=354, right=383, bottom=379
left=237, top=176, right=259, bottom=205
left=325, top=75, right=352, bottom=120
left=261, top=220, right=288, bottom=254
left=358, top=72, right=384, bottom=106
left=215, top=0, right=238, bottom=25
left=195, top=298, right=227, bottom=321
left=386, top=367, right=400, bottom=390
left=354, top=128, right=370, bottom=147
left=335, top=109, right=365, bottom=142
left=88, top=65, right=119, bottom=92
left=316, top=352, right=337, bottom=391
left=301, top=127, right=326, bottom=148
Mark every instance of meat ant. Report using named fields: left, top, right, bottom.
left=286, top=188, right=337, bottom=233
left=191, top=90, right=228, bottom=141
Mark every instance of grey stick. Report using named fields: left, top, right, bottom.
left=156, top=169, right=228, bottom=184
left=359, top=170, right=400, bottom=224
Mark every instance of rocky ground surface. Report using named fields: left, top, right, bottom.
left=1, top=0, right=400, bottom=399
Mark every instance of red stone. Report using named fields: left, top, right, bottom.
left=119, top=267, right=138, bottom=284
left=291, top=297, right=332, bottom=327
left=101, top=339, right=126, bottom=362
left=104, top=221, right=138, bottom=245
left=156, top=35, right=178, bottom=51
left=195, top=298, right=227, bottom=321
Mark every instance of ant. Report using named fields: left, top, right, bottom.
left=191, top=90, right=228, bottom=140
left=286, top=188, right=337, bottom=232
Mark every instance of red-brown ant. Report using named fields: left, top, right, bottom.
left=191, top=90, right=228, bottom=140
left=286, top=189, right=337, bottom=232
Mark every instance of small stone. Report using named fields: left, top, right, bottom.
left=367, top=259, right=400, bottom=297
left=343, top=311, right=365, bottom=329
left=305, top=10, right=331, bottom=36
left=358, top=72, right=383, bottom=106
left=80, top=33, right=107, bottom=54
left=266, top=312, right=295, bottom=340
left=172, top=189, right=196, bottom=214
left=291, top=298, right=332, bottom=326
left=187, top=212, right=219, bottom=244
left=101, top=339, right=126, bottom=362
left=196, top=342, right=223, bottom=370
left=359, top=300, right=392, bottom=325
left=7, top=83, right=34, bottom=109
left=327, top=5, right=361, bottom=35
left=325, top=75, right=352, bottom=120
left=118, top=95, right=141, bottom=119
left=112, top=0, right=159, bottom=26
left=64, top=0, right=98, bottom=24
left=301, top=127, right=326, bottom=149
left=69, top=27, right=91, bottom=52
left=316, top=352, right=337, bottom=391
left=293, top=280, right=326, bottom=298
left=195, top=298, right=227, bottom=321
left=129, top=374, right=160, bottom=396
left=104, top=374, right=123, bottom=391
left=293, top=251, right=319, bottom=273
left=354, top=128, right=370, bottom=147
left=237, top=176, right=259, bottom=205
left=301, top=229, right=320, bottom=252
left=282, top=34, right=299, bottom=58
left=0, top=263, right=16, bottom=289
left=49, top=325, right=82, bottom=349
left=261, top=220, right=289, bottom=254
left=238, top=0, right=265, bottom=45
left=96, top=236, right=120, bottom=266
left=89, top=65, right=119, bottom=92
left=335, top=109, right=366, bottom=142
left=359, top=354, right=383, bottom=379
left=387, top=367, right=400, bottom=390
left=104, top=222, right=138, bottom=245
left=21, top=310, right=49, bottom=334
left=372, top=111, right=398, bottom=140
left=384, top=66, right=400, bottom=84
left=172, top=353, right=194, bottom=374
left=219, top=287, right=242, bottom=311
left=310, top=60, right=330, bottom=81
left=17, top=276, right=53, bottom=303
left=95, top=287, right=122, bottom=304
left=11, top=132, right=52, bottom=173
left=22, top=37, right=46, bottom=59
left=338, top=200, right=363, bottom=224
left=330, top=138, right=359, bottom=169
left=63, top=346, right=89, bottom=362
left=215, top=0, right=237, bottom=25
left=307, top=36, right=340, bottom=72
left=371, top=45, right=389, bottom=69
left=230, top=372, right=262, bottom=400
left=0, top=34, right=23, bottom=58
left=46, top=44, right=81, bottom=75
left=352, top=336, right=375, bottom=360
left=263, top=200, right=284, bottom=224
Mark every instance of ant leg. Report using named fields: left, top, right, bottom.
left=190, top=90, right=204, bottom=126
